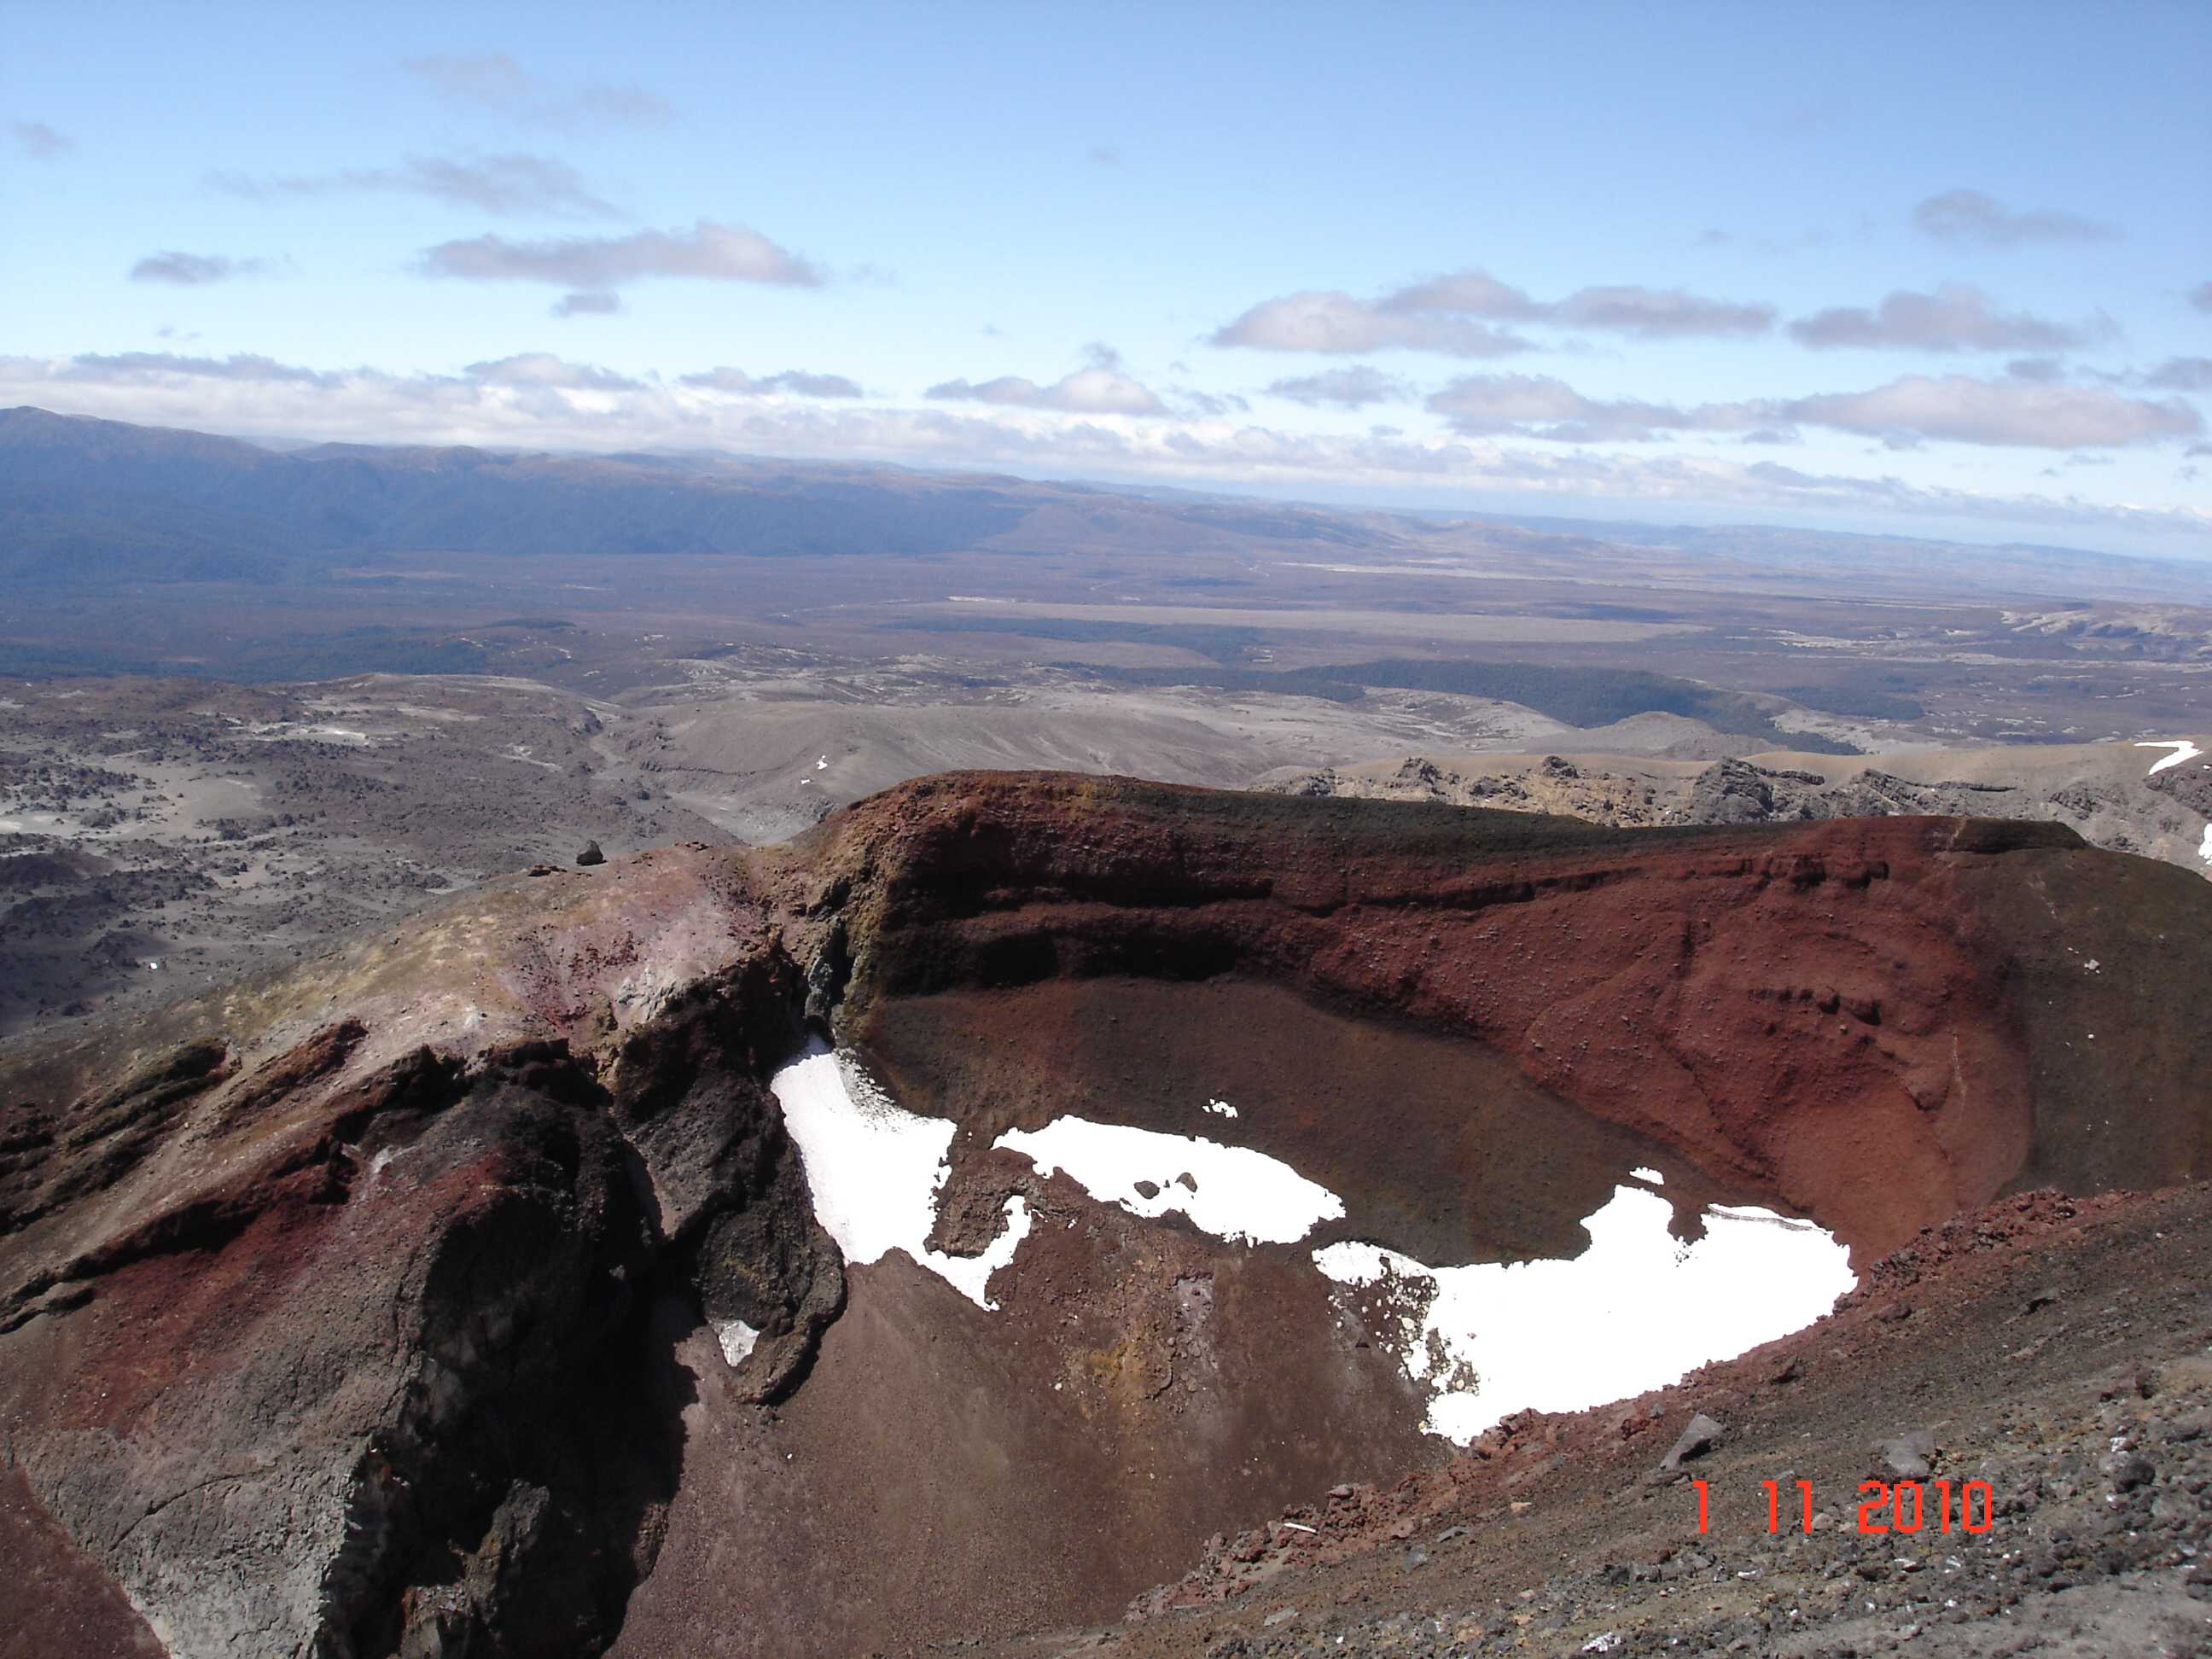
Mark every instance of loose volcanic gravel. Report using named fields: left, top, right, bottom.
left=990, top=1186, right=2212, bottom=1659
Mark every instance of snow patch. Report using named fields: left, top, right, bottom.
left=993, top=1116, right=1343, bottom=1245
left=713, top=1318, right=760, bottom=1368
left=1314, top=1184, right=1855, bottom=1442
left=2200, top=822, right=2212, bottom=867
left=816, top=754, right=829, bottom=771
left=770, top=1042, right=1028, bottom=1309
left=1203, top=1097, right=1238, bottom=1119
left=2135, top=739, right=2203, bottom=776
left=1630, top=1166, right=1664, bottom=1185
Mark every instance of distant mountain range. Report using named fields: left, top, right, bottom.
left=0, top=405, right=1405, bottom=585
left=0, top=405, right=1056, bottom=579
left=4, top=405, right=2207, bottom=602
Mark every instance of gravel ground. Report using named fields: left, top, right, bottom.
left=992, top=1186, right=2212, bottom=1658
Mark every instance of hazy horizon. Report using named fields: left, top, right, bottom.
left=18, top=397, right=2208, bottom=569
left=4, top=2, right=2208, bottom=559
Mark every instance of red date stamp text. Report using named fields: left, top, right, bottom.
left=1691, top=1478, right=1994, bottom=1534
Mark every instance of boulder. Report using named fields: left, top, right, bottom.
left=1661, top=1413, right=1726, bottom=1472
left=1878, top=1429, right=1938, bottom=1479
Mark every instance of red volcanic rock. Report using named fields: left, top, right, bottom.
left=809, top=775, right=2210, bottom=1266
left=0, top=771, right=2205, bottom=1656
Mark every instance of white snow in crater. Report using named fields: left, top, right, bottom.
left=993, top=1116, right=1344, bottom=1245
left=816, top=754, right=830, bottom=771
left=769, top=1042, right=1028, bottom=1309
left=769, top=1055, right=1850, bottom=1424
left=2200, top=823, right=2212, bottom=867
left=1203, top=1097, right=1238, bottom=1119
left=2135, top=739, right=2203, bottom=776
left=713, top=1318, right=760, bottom=1368
left=1314, top=1184, right=1855, bottom=1443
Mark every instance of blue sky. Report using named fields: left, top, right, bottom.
left=3, top=2, right=2207, bottom=555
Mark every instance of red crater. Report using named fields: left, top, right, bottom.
left=2, top=772, right=2207, bottom=1656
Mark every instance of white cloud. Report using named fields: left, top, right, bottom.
left=211, top=154, right=620, bottom=218
left=1213, top=268, right=1773, bottom=355
left=551, top=289, right=621, bottom=317
left=1174, top=387, right=1251, bottom=417
left=400, top=53, right=671, bottom=128
left=1211, top=289, right=1535, bottom=357
left=463, top=352, right=645, bottom=391
left=417, top=220, right=824, bottom=292
left=1264, top=365, right=1414, bottom=408
left=678, top=366, right=864, bottom=398
left=404, top=52, right=533, bottom=107
left=2010, top=355, right=2212, bottom=394
left=1376, top=270, right=1543, bottom=320
left=1546, top=284, right=1774, bottom=337
left=1427, top=375, right=1766, bottom=442
left=1790, top=285, right=2112, bottom=352
left=1912, top=189, right=2117, bottom=247
left=51, top=351, right=343, bottom=387
left=927, top=346, right=1166, bottom=415
left=927, top=368, right=1166, bottom=416
left=1426, top=370, right=2198, bottom=451
left=11, top=120, right=72, bottom=159
left=2135, top=358, right=2212, bottom=393
left=128, top=252, right=274, bottom=286
left=1788, top=375, right=2200, bottom=450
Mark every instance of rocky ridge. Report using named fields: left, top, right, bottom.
left=1261, top=752, right=2212, bottom=876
